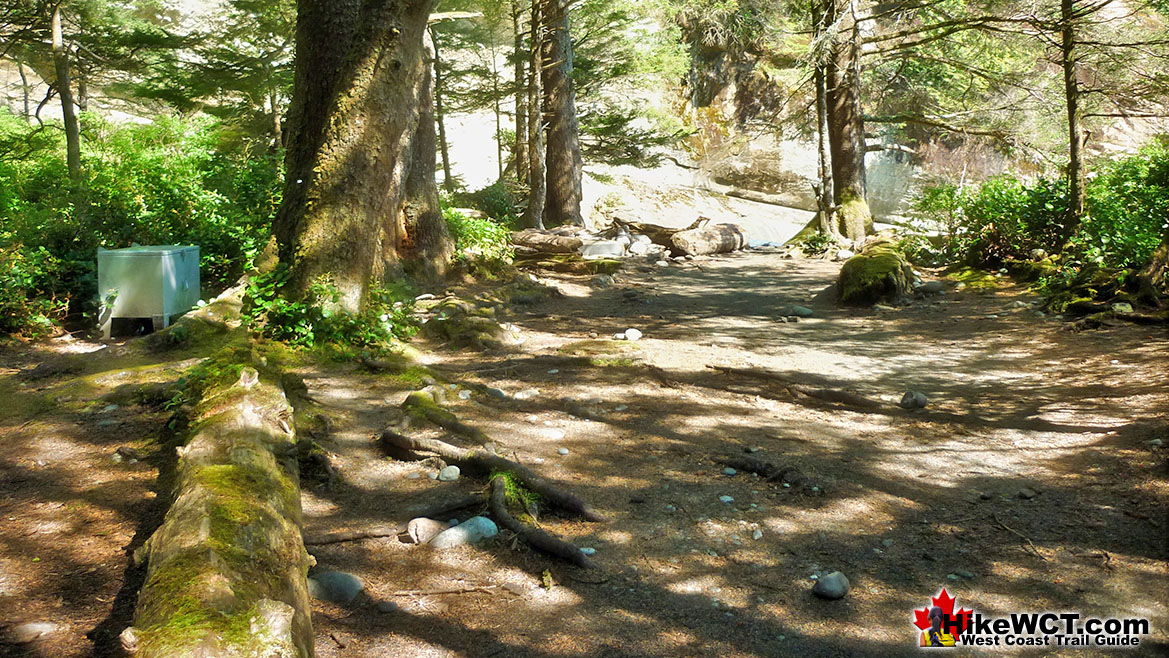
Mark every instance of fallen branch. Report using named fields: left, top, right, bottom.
left=389, top=585, right=499, bottom=596
left=707, top=365, right=884, bottom=409
left=379, top=430, right=604, bottom=521
left=489, top=476, right=597, bottom=568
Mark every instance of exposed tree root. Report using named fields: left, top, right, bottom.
left=401, top=390, right=492, bottom=445
left=378, top=430, right=605, bottom=521
left=646, top=364, right=681, bottom=388
left=707, top=365, right=884, bottom=409
left=714, top=454, right=804, bottom=485
left=489, top=477, right=597, bottom=568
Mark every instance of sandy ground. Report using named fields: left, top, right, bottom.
left=0, top=251, right=1166, bottom=657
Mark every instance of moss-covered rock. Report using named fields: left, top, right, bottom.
left=837, top=242, right=914, bottom=305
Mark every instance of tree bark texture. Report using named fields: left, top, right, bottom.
left=823, top=0, right=869, bottom=242
left=512, top=0, right=529, bottom=183
left=522, top=0, right=547, bottom=230
left=273, top=0, right=451, bottom=311
left=812, top=1, right=839, bottom=241
left=122, top=350, right=313, bottom=657
left=540, top=0, right=583, bottom=227
left=51, top=5, right=81, bottom=180
left=670, top=224, right=749, bottom=256
left=1060, top=0, right=1085, bottom=246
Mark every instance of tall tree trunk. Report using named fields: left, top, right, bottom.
left=491, top=44, right=504, bottom=181
left=812, top=0, right=839, bottom=241
left=77, top=69, right=88, bottom=112
left=824, top=0, right=869, bottom=243
left=430, top=27, right=454, bottom=193
left=540, top=0, right=583, bottom=227
left=513, top=0, right=528, bottom=183
left=18, top=62, right=30, bottom=119
left=1060, top=0, right=1085, bottom=248
left=273, top=0, right=450, bottom=311
left=522, top=0, right=546, bottom=230
left=51, top=4, right=81, bottom=181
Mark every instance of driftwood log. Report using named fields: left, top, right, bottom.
left=511, top=229, right=584, bottom=254
left=670, top=223, right=749, bottom=256
left=610, top=215, right=708, bottom=246
left=122, top=349, right=313, bottom=657
left=488, top=477, right=597, bottom=568
left=379, top=430, right=605, bottom=522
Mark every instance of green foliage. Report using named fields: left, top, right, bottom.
left=797, top=232, right=833, bottom=256
left=0, top=110, right=280, bottom=334
left=458, top=180, right=521, bottom=225
left=243, top=266, right=418, bottom=349
left=912, top=144, right=1168, bottom=270
left=443, top=206, right=514, bottom=273
left=0, top=245, right=69, bottom=337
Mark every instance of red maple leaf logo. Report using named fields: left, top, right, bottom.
left=913, top=588, right=972, bottom=635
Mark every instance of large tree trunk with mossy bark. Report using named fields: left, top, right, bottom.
left=120, top=345, right=313, bottom=657
left=824, top=0, right=870, bottom=243
left=273, top=0, right=451, bottom=312
left=540, top=0, right=583, bottom=227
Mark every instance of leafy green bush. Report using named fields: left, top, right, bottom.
left=0, top=110, right=280, bottom=334
left=0, top=244, right=69, bottom=338
left=443, top=206, right=513, bottom=271
left=243, top=265, right=417, bottom=349
left=912, top=142, right=1167, bottom=269
left=458, top=180, right=521, bottom=226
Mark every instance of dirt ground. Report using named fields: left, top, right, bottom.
left=1, top=251, right=1166, bottom=657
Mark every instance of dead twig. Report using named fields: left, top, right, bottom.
left=993, top=513, right=1048, bottom=561
left=389, top=585, right=499, bottom=597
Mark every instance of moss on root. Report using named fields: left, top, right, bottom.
left=837, top=242, right=913, bottom=305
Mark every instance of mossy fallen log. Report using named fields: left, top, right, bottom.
left=837, top=241, right=914, bottom=305
left=121, top=348, right=312, bottom=658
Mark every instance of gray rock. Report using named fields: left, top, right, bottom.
left=1147, top=438, right=1163, bottom=447
left=579, top=547, right=597, bottom=556
left=812, top=571, right=850, bottom=600
left=955, top=570, right=976, bottom=579
left=438, top=465, right=461, bottom=482
left=580, top=240, right=627, bottom=259
left=1111, top=302, right=1134, bottom=314
left=917, top=281, right=945, bottom=296
left=376, top=601, right=400, bottom=613
left=835, top=249, right=855, bottom=261
left=308, top=571, right=364, bottom=604
left=881, top=538, right=895, bottom=547
left=752, top=529, right=763, bottom=540
left=719, top=495, right=734, bottom=504
left=873, top=304, right=896, bottom=312
left=654, top=260, right=670, bottom=267
left=429, top=516, right=499, bottom=549
left=557, top=447, right=570, bottom=455
left=513, top=388, right=540, bottom=401
left=723, top=467, right=737, bottom=476
left=789, top=305, right=814, bottom=318
left=1018, top=487, right=1038, bottom=500
left=9, top=622, right=57, bottom=644
left=406, top=518, right=449, bottom=544
left=612, top=332, right=627, bottom=340
left=899, top=390, right=928, bottom=410
left=486, top=387, right=507, bottom=399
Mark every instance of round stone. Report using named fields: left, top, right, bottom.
left=811, top=571, right=850, bottom=600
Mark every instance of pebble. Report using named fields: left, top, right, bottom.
left=614, top=405, right=628, bottom=412
left=612, top=332, right=627, bottom=340
left=811, top=571, right=850, bottom=600
left=457, top=389, right=471, bottom=400
left=376, top=601, right=399, bottom=614
left=835, top=249, right=855, bottom=261
left=789, top=305, right=814, bottom=318
left=955, top=570, right=976, bottom=579
left=558, top=448, right=570, bottom=455
left=1148, top=439, right=1163, bottom=447
left=406, top=518, right=449, bottom=544
left=438, top=465, right=461, bottom=482
left=308, top=571, right=364, bottom=604
left=486, top=387, right=507, bottom=399
left=719, top=495, right=734, bottom=504
left=429, top=516, right=499, bottom=549
left=427, top=472, right=438, bottom=480
left=655, top=260, right=670, bottom=267
left=415, top=293, right=437, bottom=301
left=548, top=369, right=560, bottom=374
left=918, top=281, right=945, bottom=295
left=1112, top=302, right=1134, bottom=313
left=723, top=468, right=737, bottom=476
left=1018, top=487, right=1038, bottom=499
left=406, top=472, right=422, bottom=480
left=9, top=622, right=57, bottom=644
left=580, top=547, right=597, bottom=556
left=752, top=529, right=763, bottom=540
left=624, top=328, right=643, bottom=341
left=873, top=304, right=896, bottom=312
left=881, top=538, right=895, bottom=547
left=514, top=389, right=540, bottom=400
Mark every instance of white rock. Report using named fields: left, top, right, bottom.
left=719, top=495, right=735, bottom=504
left=624, top=328, right=643, bottom=341
left=9, top=622, right=57, bottom=644
left=438, top=465, right=461, bottom=482
left=558, top=448, right=570, bottom=455
left=514, top=389, right=540, bottom=400
left=835, top=249, right=855, bottom=261
left=429, top=516, right=499, bottom=549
